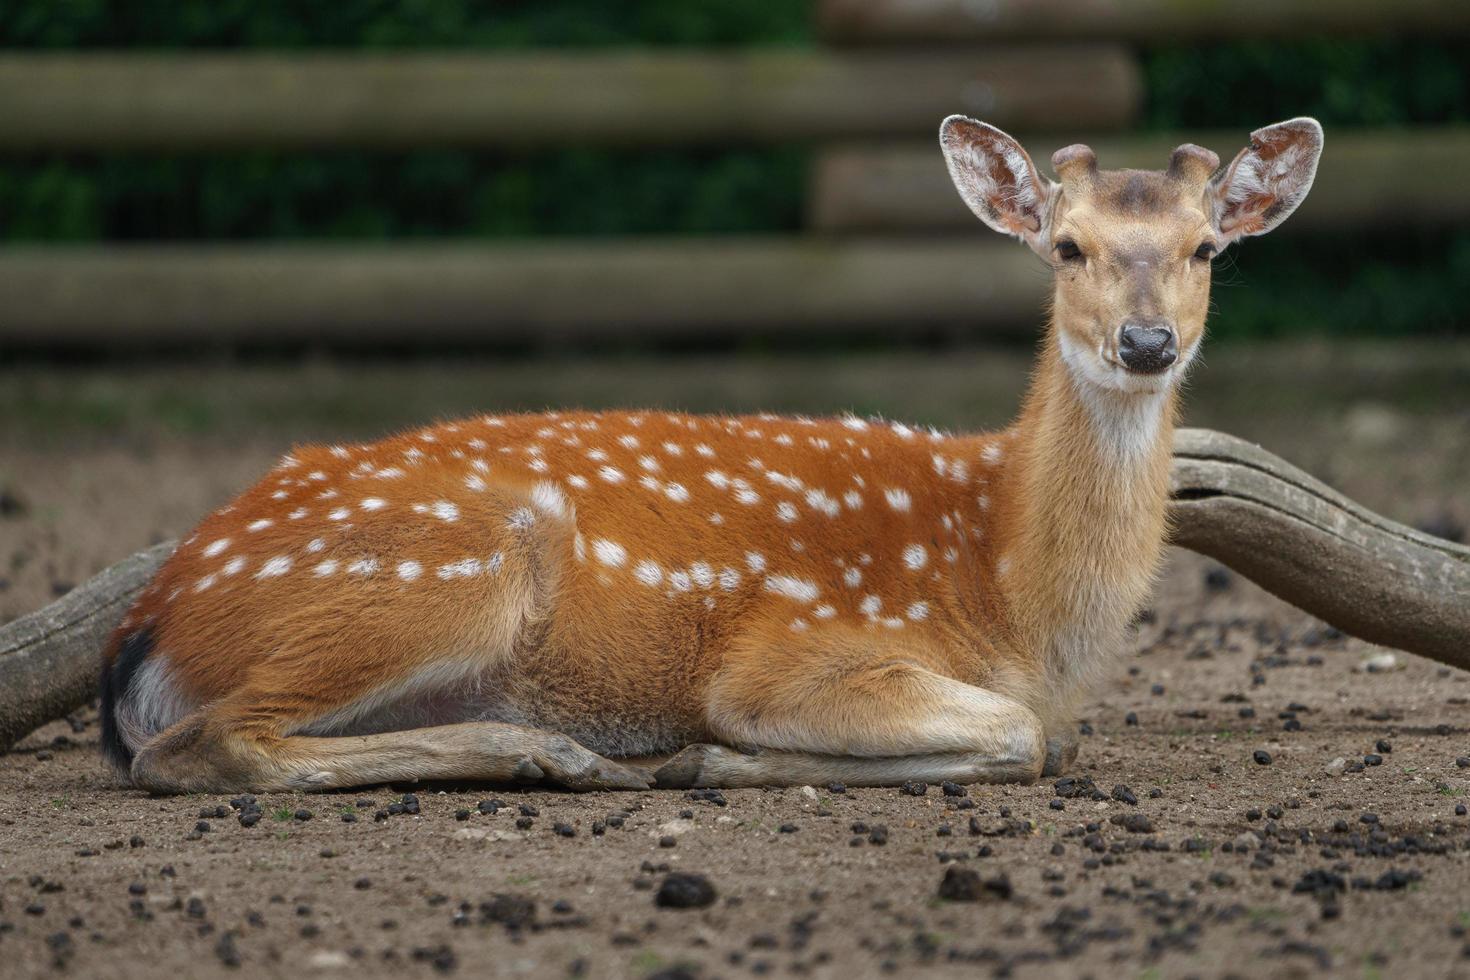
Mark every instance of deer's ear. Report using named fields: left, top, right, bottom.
left=1211, top=117, right=1323, bottom=246
left=939, top=115, right=1054, bottom=255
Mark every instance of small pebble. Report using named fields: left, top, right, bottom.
left=655, top=873, right=716, bottom=909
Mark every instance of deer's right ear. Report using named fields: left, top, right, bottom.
left=939, top=115, right=1055, bottom=256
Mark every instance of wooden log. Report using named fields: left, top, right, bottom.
left=810, top=128, right=1470, bottom=233
left=1169, top=429, right=1470, bottom=670
left=819, top=0, right=1470, bottom=44
left=0, top=239, right=1046, bottom=346
left=3, top=431, right=1466, bottom=751
left=0, top=48, right=1137, bottom=151
left=0, top=543, right=173, bottom=753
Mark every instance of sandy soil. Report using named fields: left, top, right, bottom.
left=1, top=344, right=1467, bottom=978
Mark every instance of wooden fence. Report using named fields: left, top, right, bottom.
left=818, top=0, right=1470, bottom=42
left=810, top=127, right=1470, bottom=233
left=0, top=240, right=1043, bottom=345
left=0, top=50, right=1137, bottom=150
left=0, top=3, right=1466, bottom=347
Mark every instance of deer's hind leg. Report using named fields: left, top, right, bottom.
left=131, top=714, right=650, bottom=794
left=123, top=483, right=648, bottom=794
left=656, top=624, right=1045, bottom=789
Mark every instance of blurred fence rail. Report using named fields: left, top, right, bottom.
left=818, top=0, right=1470, bottom=43
left=0, top=240, right=1044, bottom=346
left=0, top=49, right=1138, bottom=150
left=811, top=127, right=1470, bottom=233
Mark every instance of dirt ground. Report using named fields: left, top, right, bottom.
left=1, top=342, right=1468, bottom=979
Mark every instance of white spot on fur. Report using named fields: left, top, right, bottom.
left=431, top=501, right=459, bottom=522
left=593, top=539, right=627, bottom=568
left=884, top=488, right=912, bottom=512
left=202, top=538, right=230, bottom=557
left=530, top=482, right=569, bottom=518
left=903, top=544, right=928, bottom=571
left=907, top=601, right=930, bottom=621
left=634, top=560, right=663, bottom=587
left=776, top=501, right=799, bottom=523
left=222, top=556, right=246, bottom=577
left=718, top=567, right=741, bottom=591
left=307, top=538, right=326, bottom=553
left=843, top=567, right=862, bottom=588
left=438, top=558, right=483, bottom=579
left=859, top=595, right=881, bottom=616
left=329, top=507, right=351, bottom=521
left=745, top=551, right=767, bottom=574
left=764, top=574, right=818, bottom=604
left=347, top=558, right=379, bottom=576
left=247, top=519, right=273, bottom=532
left=665, top=482, right=690, bottom=503
left=690, top=562, right=715, bottom=589
left=313, top=560, right=338, bottom=577
left=397, top=561, right=423, bottom=581
left=805, top=489, right=840, bottom=518
left=598, top=465, right=625, bottom=484
left=360, top=497, right=387, bottom=511
left=256, top=556, right=291, bottom=579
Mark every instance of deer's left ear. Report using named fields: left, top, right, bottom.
left=1210, top=117, right=1323, bottom=246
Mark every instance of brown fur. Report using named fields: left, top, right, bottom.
left=99, top=117, right=1323, bottom=793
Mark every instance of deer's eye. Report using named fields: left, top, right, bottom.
left=1055, top=240, right=1083, bottom=261
left=1193, top=241, right=1217, bottom=261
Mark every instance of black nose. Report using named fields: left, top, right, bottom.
left=1118, top=321, right=1178, bottom=374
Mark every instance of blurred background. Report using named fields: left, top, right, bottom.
left=0, top=1, right=1466, bottom=622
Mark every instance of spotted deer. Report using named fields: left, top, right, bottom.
left=98, top=116, right=1322, bottom=793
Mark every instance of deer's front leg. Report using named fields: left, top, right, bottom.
left=656, top=626, right=1045, bottom=789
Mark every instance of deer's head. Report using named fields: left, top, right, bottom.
left=939, top=116, right=1323, bottom=395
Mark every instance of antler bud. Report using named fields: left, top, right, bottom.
left=1167, top=143, right=1220, bottom=184
left=1051, top=144, right=1097, bottom=186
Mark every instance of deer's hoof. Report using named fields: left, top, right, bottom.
left=1041, top=735, right=1079, bottom=777
left=653, top=744, right=728, bottom=788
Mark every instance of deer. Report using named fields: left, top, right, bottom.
left=97, top=116, right=1323, bottom=793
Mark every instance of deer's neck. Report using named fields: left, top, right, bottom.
left=995, top=330, right=1178, bottom=717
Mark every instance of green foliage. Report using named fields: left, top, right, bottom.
left=0, top=0, right=810, bottom=48
left=1144, top=39, right=1470, bottom=128
left=0, top=149, right=807, bottom=241
left=1211, top=230, right=1470, bottom=339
